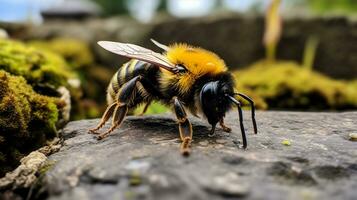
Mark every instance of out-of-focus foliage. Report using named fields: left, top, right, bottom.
left=263, top=0, right=282, bottom=63
left=133, top=101, right=169, bottom=115
left=29, top=38, right=94, bottom=69
left=308, top=0, right=357, bottom=14
left=0, top=70, right=59, bottom=176
left=234, top=61, right=357, bottom=110
left=92, top=0, right=128, bottom=16
left=302, top=36, right=319, bottom=71
left=0, top=39, right=76, bottom=88
left=235, top=83, right=268, bottom=110
left=29, top=38, right=113, bottom=120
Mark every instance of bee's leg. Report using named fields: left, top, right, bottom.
left=219, top=118, right=232, bottom=133
left=138, top=100, right=152, bottom=116
left=236, top=101, right=247, bottom=149
left=235, top=93, right=258, bottom=134
left=208, top=123, right=216, bottom=137
left=88, top=102, right=117, bottom=134
left=97, top=76, right=141, bottom=140
left=173, top=97, right=193, bottom=156
left=97, top=103, right=128, bottom=140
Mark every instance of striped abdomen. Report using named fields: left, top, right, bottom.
left=106, top=59, right=159, bottom=106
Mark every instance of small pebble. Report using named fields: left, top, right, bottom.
left=282, top=139, right=291, bottom=146
left=349, top=133, right=357, bottom=141
left=214, top=144, right=225, bottom=149
left=204, top=172, right=250, bottom=197
left=216, top=139, right=227, bottom=144
left=129, top=171, right=142, bottom=186
left=199, top=141, right=209, bottom=146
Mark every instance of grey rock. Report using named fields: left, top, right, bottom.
left=41, top=0, right=101, bottom=19
left=42, top=111, right=357, bottom=200
left=0, top=152, right=47, bottom=190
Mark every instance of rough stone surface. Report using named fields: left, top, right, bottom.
left=0, top=152, right=47, bottom=190
left=42, top=111, right=356, bottom=200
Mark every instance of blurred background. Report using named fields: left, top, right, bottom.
left=0, top=0, right=356, bottom=175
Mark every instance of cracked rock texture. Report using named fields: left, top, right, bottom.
left=42, top=112, right=356, bottom=200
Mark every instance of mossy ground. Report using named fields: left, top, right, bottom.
left=0, top=70, right=59, bottom=176
left=0, top=38, right=81, bottom=177
left=234, top=61, right=357, bottom=110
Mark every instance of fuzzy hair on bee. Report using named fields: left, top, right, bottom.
left=161, top=43, right=227, bottom=95
left=89, top=39, right=258, bottom=156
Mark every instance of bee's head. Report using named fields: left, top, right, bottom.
left=200, top=77, right=235, bottom=126
left=161, top=43, right=228, bottom=95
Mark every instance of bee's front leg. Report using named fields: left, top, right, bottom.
left=173, top=97, right=193, bottom=156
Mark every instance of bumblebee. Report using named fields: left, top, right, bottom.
left=89, top=39, right=257, bottom=156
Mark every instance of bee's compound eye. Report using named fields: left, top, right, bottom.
left=222, top=86, right=230, bottom=95
left=200, top=81, right=222, bottom=125
left=176, top=64, right=187, bottom=73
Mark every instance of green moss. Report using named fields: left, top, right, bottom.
left=0, top=70, right=59, bottom=176
left=234, top=61, right=357, bottom=110
left=0, top=39, right=76, bottom=88
left=29, top=38, right=94, bottom=69
left=30, top=38, right=111, bottom=120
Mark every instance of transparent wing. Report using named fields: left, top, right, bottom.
left=150, top=39, right=170, bottom=51
left=98, top=41, right=177, bottom=73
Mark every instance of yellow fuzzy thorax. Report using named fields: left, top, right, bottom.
left=161, top=43, right=227, bottom=95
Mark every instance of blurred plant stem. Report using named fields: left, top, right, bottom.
left=266, top=43, right=276, bottom=64
left=303, top=36, right=319, bottom=71
left=263, top=0, right=282, bottom=63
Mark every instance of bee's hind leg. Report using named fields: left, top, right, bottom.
left=173, top=97, right=193, bottom=156
left=96, top=76, right=142, bottom=140
left=219, top=118, right=232, bottom=133
left=97, top=103, right=128, bottom=140
left=88, top=102, right=117, bottom=134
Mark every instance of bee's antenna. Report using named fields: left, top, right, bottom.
left=227, top=95, right=247, bottom=149
left=234, top=93, right=258, bottom=134
left=150, top=39, right=170, bottom=51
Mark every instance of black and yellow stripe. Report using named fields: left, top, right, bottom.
left=106, top=59, right=154, bottom=105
